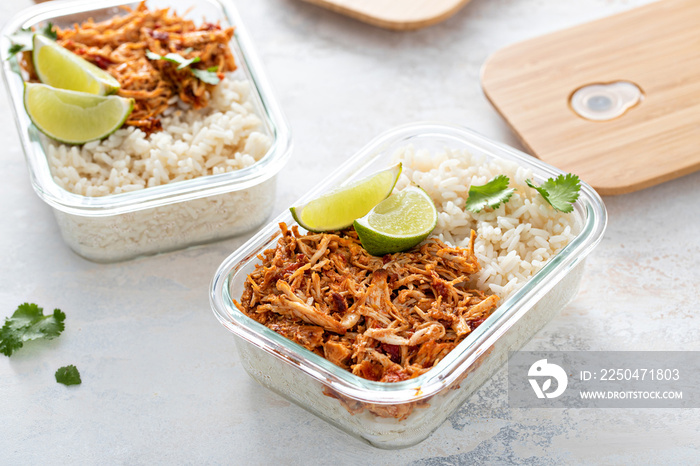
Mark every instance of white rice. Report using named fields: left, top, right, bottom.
left=394, top=146, right=580, bottom=299
left=47, top=76, right=271, bottom=197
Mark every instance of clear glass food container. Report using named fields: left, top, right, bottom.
left=0, top=0, right=292, bottom=262
left=211, top=124, right=607, bottom=449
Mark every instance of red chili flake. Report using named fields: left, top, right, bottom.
left=92, top=55, right=112, bottom=70
left=150, top=29, right=169, bottom=41
left=381, top=343, right=401, bottom=364
left=331, top=293, right=347, bottom=313
left=282, top=262, right=301, bottom=274
left=382, top=369, right=410, bottom=383
left=201, top=22, right=221, bottom=31
left=470, top=317, right=486, bottom=330
left=433, top=280, right=450, bottom=299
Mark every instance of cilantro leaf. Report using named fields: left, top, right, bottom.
left=41, top=22, right=57, bottom=41
left=6, top=22, right=56, bottom=60
left=146, top=50, right=201, bottom=69
left=526, top=173, right=581, bottom=213
left=145, top=50, right=220, bottom=84
left=163, top=52, right=200, bottom=69
left=465, top=175, right=515, bottom=213
left=145, top=50, right=162, bottom=60
left=5, top=28, right=34, bottom=60
left=55, top=365, right=81, bottom=386
left=191, top=67, right=220, bottom=85
left=0, top=303, right=66, bottom=357
left=7, top=43, right=24, bottom=59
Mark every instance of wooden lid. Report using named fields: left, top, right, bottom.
left=481, top=0, right=700, bottom=195
left=298, top=0, right=472, bottom=31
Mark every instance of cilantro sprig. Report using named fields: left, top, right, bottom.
left=192, top=66, right=221, bottom=85
left=145, top=50, right=201, bottom=69
left=146, top=50, right=221, bottom=84
left=0, top=303, right=65, bottom=357
left=5, top=22, right=56, bottom=60
left=526, top=174, right=581, bottom=213
left=465, top=173, right=581, bottom=214
left=465, top=175, right=515, bottom=213
left=55, top=365, right=81, bottom=386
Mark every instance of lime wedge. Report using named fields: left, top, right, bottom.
left=33, top=34, right=120, bottom=95
left=290, top=163, right=402, bottom=232
left=353, top=186, right=438, bottom=256
left=24, top=83, right=134, bottom=144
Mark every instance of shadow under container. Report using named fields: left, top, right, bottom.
left=0, top=0, right=292, bottom=262
left=210, top=123, right=607, bottom=448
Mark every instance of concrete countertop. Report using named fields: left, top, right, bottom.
left=2, top=0, right=698, bottom=463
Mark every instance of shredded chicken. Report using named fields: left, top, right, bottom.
left=34, top=1, right=236, bottom=132
left=234, top=223, right=499, bottom=385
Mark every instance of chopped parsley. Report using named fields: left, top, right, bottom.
left=526, top=174, right=581, bottom=213
left=55, top=365, right=81, bottom=386
left=5, top=22, right=56, bottom=60
left=0, top=303, right=65, bottom=357
left=146, top=50, right=220, bottom=84
left=465, top=175, right=515, bottom=213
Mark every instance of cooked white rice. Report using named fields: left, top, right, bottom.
left=394, top=146, right=580, bottom=299
left=47, top=76, right=271, bottom=197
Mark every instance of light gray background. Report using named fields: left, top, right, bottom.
left=2, top=0, right=699, bottom=464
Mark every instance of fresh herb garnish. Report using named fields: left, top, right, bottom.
left=145, top=50, right=201, bottom=69
left=192, top=66, right=220, bottom=85
left=0, top=303, right=65, bottom=357
left=55, top=365, right=81, bottom=386
left=5, top=22, right=56, bottom=60
left=41, top=22, right=57, bottom=40
left=465, top=175, right=515, bottom=213
left=8, top=43, right=24, bottom=57
left=526, top=174, right=581, bottom=213
left=146, top=50, right=220, bottom=84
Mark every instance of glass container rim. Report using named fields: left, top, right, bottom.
left=210, top=122, right=607, bottom=404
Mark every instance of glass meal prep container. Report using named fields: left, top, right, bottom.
left=210, top=123, right=607, bottom=449
left=0, top=0, right=292, bottom=262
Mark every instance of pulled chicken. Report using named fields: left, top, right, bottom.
left=234, top=223, right=499, bottom=383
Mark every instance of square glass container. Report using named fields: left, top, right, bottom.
left=0, top=0, right=292, bottom=262
left=210, top=123, right=607, bottom=448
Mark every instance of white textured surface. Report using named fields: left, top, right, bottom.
left=2, top=0, right=699, bottom=464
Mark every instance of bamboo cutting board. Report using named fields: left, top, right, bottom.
left=481, top=0, right=700, bottom=195
left=299, top=0, right=472, bottom=30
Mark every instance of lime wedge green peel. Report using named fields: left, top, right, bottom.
left=24, top=83, right=134, bottom=145
left=32, top=34, right=120, bottom=95
left=290, top=163, right=402, bottom=232
left=354, top=186, right=438, bottom=256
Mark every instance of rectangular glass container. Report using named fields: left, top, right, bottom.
left=210, top=123, right=607, bottom=449
left=0, top=0, right=292, bottom=262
